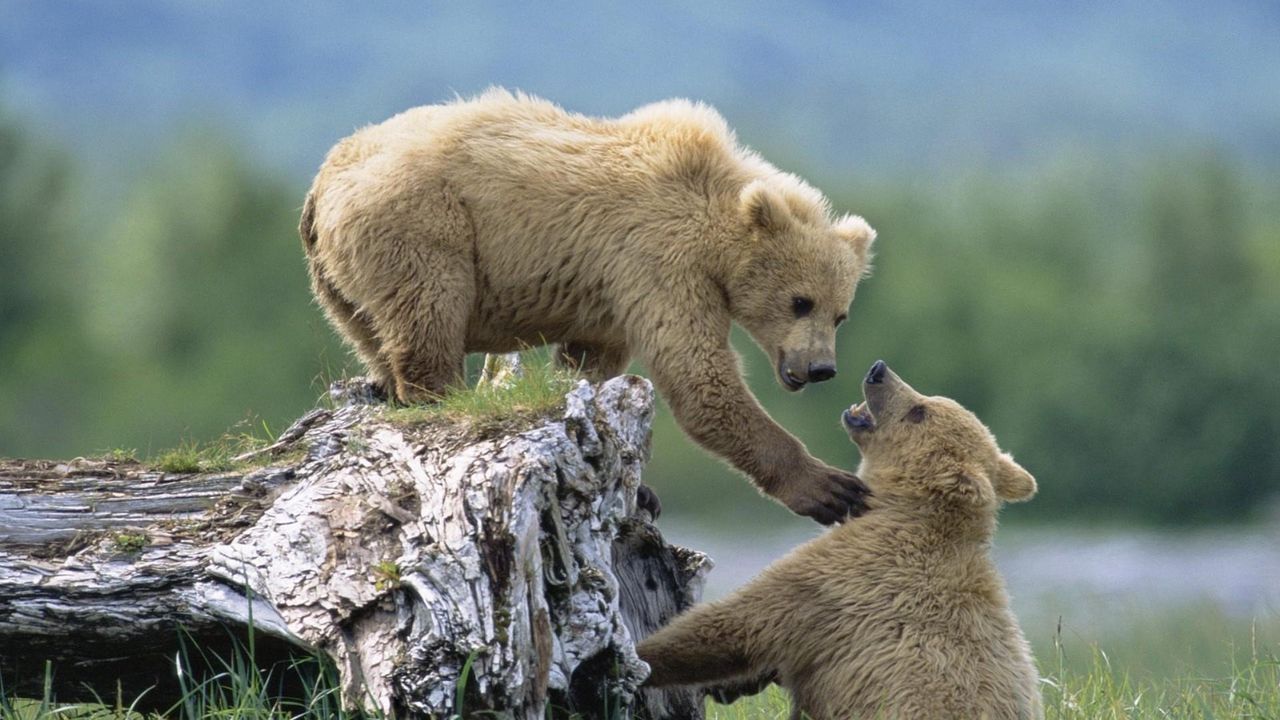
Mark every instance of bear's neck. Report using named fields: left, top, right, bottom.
left=865, top=490, right=999, bottom=546
left=829, top=504, right=1003, bottom=599
left=701, top=205, right=757, bottom=286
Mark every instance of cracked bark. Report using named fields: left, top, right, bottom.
left=0, top=375, right=711, bottom=718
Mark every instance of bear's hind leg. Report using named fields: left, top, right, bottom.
left=309, top=263, right=394, bottom=392
left=357, top=183, right=477, bottom=404
left=375, top=257, right=474, bottom=403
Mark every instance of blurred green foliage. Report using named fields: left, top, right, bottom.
left=0, top=107, right=1276, bottom=525
left=0, top=109, right=350, bottom=459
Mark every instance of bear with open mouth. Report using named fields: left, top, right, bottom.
left=638, top=360, right=1042, bottom=720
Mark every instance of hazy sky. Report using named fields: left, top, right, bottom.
left=3, top=1, right=1277, bottom=181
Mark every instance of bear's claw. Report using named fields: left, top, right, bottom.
left=796, top=470, right=870, bottom=525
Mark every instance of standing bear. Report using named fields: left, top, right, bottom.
left=638, top=361, right=1042, bottom=720
left=301, top=89, right=877, bottom=523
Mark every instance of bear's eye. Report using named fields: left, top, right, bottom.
left=792, top=296, right=814, bottom=318
left=835, top=313, right=847, bottom=328
left=906, top=405, right=927, bottom=424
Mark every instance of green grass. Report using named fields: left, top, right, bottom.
left=110, top=531, right=149, bottom=553
left=1029, top=603, right=1280, bottom=682
left=151, top=438, right=232, bottom=473
left=148, top=418, right=288, bottom=474
left=5, top=632, right=1277, bottom=719
left=0, top=646, right=369, bottom=720
left=381, top=353, right=579, bottom=431
left=1042, top=649, right=1280, bottom=719
left=150, top=354, right=580, bottom=472
left=103, top=447, right=139, bottom=463
left=168, top=645, right=366, bottom=720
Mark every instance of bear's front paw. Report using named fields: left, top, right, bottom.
left=780, top=468, right=870, bottom=525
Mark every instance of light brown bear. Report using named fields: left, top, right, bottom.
left=301, top=89, right=876, bottom=523
left=638, top=360, right=1041, bottom=720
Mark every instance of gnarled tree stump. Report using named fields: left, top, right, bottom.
left=0, top=375, right=712, bottom=718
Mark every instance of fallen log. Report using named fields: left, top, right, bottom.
left=0, top=375, right=712, bottom=718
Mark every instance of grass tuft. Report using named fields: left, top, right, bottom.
left=382, top=354, right=579, bottom=432
left=111, top=532, right=149, bottom=554
left=170, top=636, right=373, bottom=720
left=151, top=439, right=217, bottom=473
left=103, top=448, right=138, bottom=463
left=372, top=560, right=401, bottom=592
left=148, top=418, right=284, bottom=474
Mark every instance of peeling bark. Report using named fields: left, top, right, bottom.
left=0, top=376, right=711, bottom=718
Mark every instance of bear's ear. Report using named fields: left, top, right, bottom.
left=992, top=452, right=1036, bottom=502
left=935, top=468, right=996, bottom=507
left=835, top=214, right=876, bottom=265
left=739, top=179, right=792, bottom=234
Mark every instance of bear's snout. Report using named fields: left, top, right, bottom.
left=862, top=360, right=906, bottom=418
left=808, top=362, right=837, bottom=383
left=778, top=351, right=838, bottom=391
left=865, top=359, right=888, bottom=385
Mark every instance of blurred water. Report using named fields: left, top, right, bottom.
left=660, top=521, right=1280, bottom=632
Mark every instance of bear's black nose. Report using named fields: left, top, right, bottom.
left=808, top=363, right=837, bottom=383
left=865, top=360, right=887, bottom=384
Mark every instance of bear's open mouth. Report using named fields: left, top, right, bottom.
left=842, top=402, right=874, bottom=431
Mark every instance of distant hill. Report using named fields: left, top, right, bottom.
left=3, top=0, right=1278, bottom=182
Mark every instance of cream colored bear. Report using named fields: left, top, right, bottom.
left=638, top=361, right=1041, bottom=719
left=301, top=90, right=876, bottom=523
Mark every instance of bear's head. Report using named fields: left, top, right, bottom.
left=841, top=360, right=1036, bottom=512
left=726, top=177, right=875, bottom=392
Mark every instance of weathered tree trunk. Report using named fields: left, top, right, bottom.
left=0, top=375, right=712, bottom=718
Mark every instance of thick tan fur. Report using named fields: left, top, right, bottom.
left=638, top=363, right=1042, bottom=719
left=301, top=89, right=876, bottom=522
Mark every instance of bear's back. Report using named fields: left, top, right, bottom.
left=322, top=89, right=573, bottom=172
left=324, top=90, right=763, bottom=204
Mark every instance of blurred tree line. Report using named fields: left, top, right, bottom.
left=1, top=105, right=1277, bottom=525
left=0, top=106, right=349, bottom=458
